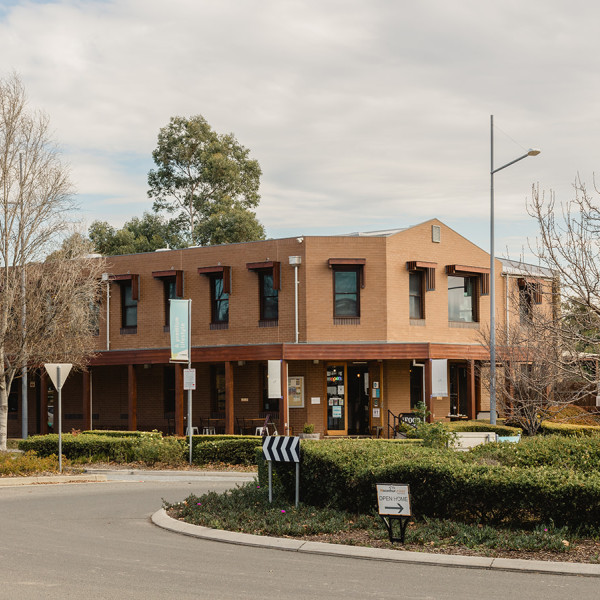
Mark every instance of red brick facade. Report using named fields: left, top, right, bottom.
left=9, top=219, right=551, bottom=438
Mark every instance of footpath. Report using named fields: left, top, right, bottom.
left=2, top=468, right=599, bottom=578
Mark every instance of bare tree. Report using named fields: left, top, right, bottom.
left=527, top=181, right=600, bottom=406
left=485, top=293, right=589, bottom=435
left=0, top=74, right=104, bottom=450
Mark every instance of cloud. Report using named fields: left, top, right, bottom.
left=1, top=0, right=599, bottom=256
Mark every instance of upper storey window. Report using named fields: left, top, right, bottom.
left=448, top=275, right=476, bottom=322
left=406, top=261, right=437, bottom=321
left=328, top=258, right=365, bottom=324
left=247, top=261, right=280, bottom=326
left=110, top=274, right=140, bottom=334
left=446, top=264, right=490, bottom=324
left=198, top=266, right=231, bottom=330
left=152, top=270, right=184, bottom=329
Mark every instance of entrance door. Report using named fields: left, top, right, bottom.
left=326, top=364, right=347, bottom=435
left=347, top=365, right=370, bottom=435
left=449, top=364, right=468, bottom=416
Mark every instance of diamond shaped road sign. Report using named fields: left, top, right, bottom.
left=44, top=363, right=73, bottom=391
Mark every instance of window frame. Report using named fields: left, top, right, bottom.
left=447, top=274, right=478, bottom=323
left=409, top=270, right=424, bottom=319
left=121, top=280, right=138, bottom=330
left=259, top=269, right=278, bottom=322
left=332, top=265, right=361, bottom=318
left=210, top=273, right=229, bottom=324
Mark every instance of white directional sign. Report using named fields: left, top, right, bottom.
left=262, top=436, right=300, bottom=463
left=376, top=484, right=412, bottom=517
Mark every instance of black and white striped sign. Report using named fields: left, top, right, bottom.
left=262, top=436, right=300, bottom=463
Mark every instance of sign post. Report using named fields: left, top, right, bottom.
left=44, top=363, right=73, bottom=473
left=376, top=483, right=412, bottom=543
left=170, top=299, right=194, bottom=465
left=262, top=436, right=300, bottom=507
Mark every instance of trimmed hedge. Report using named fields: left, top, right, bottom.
left=260, top=438, right=600, bottom=530
left=19, top=432, right=263, bottom=466
left=81, top=430, right=162, bottom=438
left=539, top=421, right=600, bottom=437
left=470, top=434, right=600, bottom=471
left=18, top=434, right=186, bottom=465
left=193, top=437, right=262, bottom=465
left=446, top=421, right=521, bottom=437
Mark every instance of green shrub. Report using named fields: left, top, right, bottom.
left=539, top=421, right=600, bottom=437
left=81, top=430, right=162, bottom=438
left=447, top=421, right=522, bottom=437
left=470, top=434, right=600, bottom=471
left=193, top=437, right=263, bottom=465
left=263, top=438, right=600, bottom=530
left=19, top=434, right=139, bottom=462
left=0, top=450, right=61, bottom=476
left=132, top=435, right=186, bottom=466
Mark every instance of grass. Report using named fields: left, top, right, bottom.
left=164, top=481, right=580, bottom=556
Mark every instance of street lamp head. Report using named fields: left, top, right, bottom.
left=527, top=148, right=541, bottom=156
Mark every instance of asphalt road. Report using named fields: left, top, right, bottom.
left=0, top=474, right=598, bottom=599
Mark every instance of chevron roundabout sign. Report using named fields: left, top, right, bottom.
left=262, top=436, right=300, bottom=463
left=263, top=436, right=301, bottom=507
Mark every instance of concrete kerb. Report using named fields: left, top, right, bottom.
left=0, top=474, right=107, bottom=487
left=151, top=508, right=600, bottom=578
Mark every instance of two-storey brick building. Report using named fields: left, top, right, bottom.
left=8, top=218, right=553, bottom=438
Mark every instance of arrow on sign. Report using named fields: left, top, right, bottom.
left=385, top=503, right=404, bottom=512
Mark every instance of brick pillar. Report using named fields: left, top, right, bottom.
left=225, top=361, right=234, bottom=435
left=467, top=360, right=476, bottom=420
left=128, top=364, right=137, bottom=431
left=280, top=360, right=288, bottom=435
left=83, top=370, right=91, bottom=431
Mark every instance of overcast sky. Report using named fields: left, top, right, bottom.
left=1, top=0, right=598, bottom=261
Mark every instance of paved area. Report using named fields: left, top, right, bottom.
left=151, top=508, right=600, bottom=578
left=3, top=468, right=600, bottom=579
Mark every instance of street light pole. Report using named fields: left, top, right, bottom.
left=489, top=115, right=540, bottom=425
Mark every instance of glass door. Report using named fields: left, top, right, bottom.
left=326, top=364, right=347, bottom=435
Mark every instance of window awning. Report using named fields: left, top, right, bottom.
left=152, top=269, right=184, bottom=298
left=446, top=265, right=490, bottom=296
left=198, top=265, right=231, bottom=294
left=328, top=258, right=366, bottom=288
left=109, top=274, right=140, bottom=300
left=406, top=261, right=437, bottom=291
left=518, top=278, right=543, bottom=304
left=246, top=261, right=281, bottom=290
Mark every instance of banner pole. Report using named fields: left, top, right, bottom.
left=188, top=299, right=193, bottom=465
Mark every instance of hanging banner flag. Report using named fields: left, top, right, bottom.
left=431, top=359, right=448, bottom=397
left=170, top=299, right=190, bottom=362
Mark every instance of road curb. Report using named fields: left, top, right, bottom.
left=0, top=474, right=107, bottom=487
left=151, top=508, right=600, bottom=577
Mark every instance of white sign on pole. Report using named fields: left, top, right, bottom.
left=183, top=368, right=196, bottom=391
left=44, top=363, right=73, bottom=475
left=376, top=484, right=412, bottom=517
left=45, top=363, right=73, bottom=390
left=268, top=360, right=282, bottom=398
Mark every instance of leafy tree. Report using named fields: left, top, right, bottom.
left=88, top=212, right=185, bottom=256
left=0, top=74, right=105, bottom=450
left=147, top=115, right=264, bottom=246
